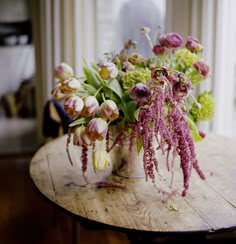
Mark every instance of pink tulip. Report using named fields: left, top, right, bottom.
left=64, top=96, right=84, bottom=118
left=73, top=126, right=91, bottom=146
left=99, top=63, right=118, bottom=80
left=60, top=77, right=81, bottom=94
left=54, top=62, right=74, bottom=80
left=82, top=96, right=99, bottom=117
left=86, top=118, right=108, bottom=141
left=51, top=82, right=67, bottom=100
left=100, top=100, right=119, bottom=121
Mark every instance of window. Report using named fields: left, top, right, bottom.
left=95, top=0, right=166, bottom=58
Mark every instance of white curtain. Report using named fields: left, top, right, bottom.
left=31, top=0, right=96, bottom=143
left=167, top=0, right=236, bottom=137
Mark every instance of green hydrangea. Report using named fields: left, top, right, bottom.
left=189, top=91, right=215, bottom=122
left=176, top=48, right=199, bottom=68
left=121, top=67, right=151, bottom=90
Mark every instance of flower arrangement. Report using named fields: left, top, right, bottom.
left=51, top=27, right=215, bottom=196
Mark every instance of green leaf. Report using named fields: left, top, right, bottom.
left=136, top=136, right=143, bottom=153
left=102, top=87, right=118, bottom=102
left=69, top=118, right=88, bottom=127
left=115, top=57, right=122, bottom=70
left=82, top=83, right=97, bottom=95
left=107, top=79, right=123, bottom=98
left=83, top=66, right=101, bottom=88
left=119, top=100, right=137, bottom=122
left=134, top=108, right=141, bottom=121
left=185, top=115, right=204, bottom=142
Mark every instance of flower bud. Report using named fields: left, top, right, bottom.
left=100, top=100, right=119, bottom=121
left=99, top=63, right=118, bottom=80
left=186, top=36, right=203, bottom=53
left=82, top=96, right=99, bottom=117
left=64, top=96, right=84, bottom=117
left=92, top=149, right=110, bottom=172
left=193, top=61, right=209, bottom=78
left=159, top=33, right=167, bottom=45
left=129, top=83, right=151, bottom=102
left=152, top=45, right=165, bottom=55
left=51, top=82, right=67, bottom=100
left=54, top=62, right=74, bottom=80
left=73, top=126, right=91, bottom=146
left=60, top=77, right=81, bottom=94
left=139, top=26, right=151, bottom=34
left=86, top=118, right=108, bottom=141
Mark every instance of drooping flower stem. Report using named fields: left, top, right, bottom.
left=66, top=127, right=74, bottom=166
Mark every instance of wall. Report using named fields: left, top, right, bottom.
left=0, top=0, right=30, bottom=22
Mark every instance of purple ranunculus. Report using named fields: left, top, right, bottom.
left=193, top=61, right=209, bottom=78
left=129, top=83, right=151, bottom=102
left=165, top=32, right=183, bottom=48
left=172, top=73, right=192, bottom=101
left=151, top=67, right=170, bottom=79
left=186, top=36, right=203, bottom=53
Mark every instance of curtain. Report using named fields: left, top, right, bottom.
left=31, top=0, right=96, bottom=143
left=167, top=0, right=236, bottom=137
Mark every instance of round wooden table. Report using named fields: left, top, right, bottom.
left=30, top=134, right=236, bottom=239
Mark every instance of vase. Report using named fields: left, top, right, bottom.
left=109, top=127, right=145, bottom=179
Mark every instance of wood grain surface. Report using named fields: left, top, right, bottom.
left=29, top=134, right=236, bottom=233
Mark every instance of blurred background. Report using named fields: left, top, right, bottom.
left=0, top=0, right=236, bottom=243
left=0, top=0, right=236, bottom=156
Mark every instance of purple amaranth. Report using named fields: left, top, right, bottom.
left=137, top=108, right=158, bottom=182
left=106, top=130, right=110, bottom=152
left=81, top=145, right=89, bottom=183
left=168, top=105, right=205, bottom=196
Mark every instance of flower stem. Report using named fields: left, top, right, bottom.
left=94, top=85, right=103, bottom=97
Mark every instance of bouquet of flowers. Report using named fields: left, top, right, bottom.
left=51, top=27, right=215, bottom=196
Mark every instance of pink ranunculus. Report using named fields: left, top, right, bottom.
left=64, top=96, right=84, bottom=118
left=82, top=96, right=99, bottom=117
left=186, top=36, right=203, bottom=53
left=193, top=61, right=209, bottom=78
left=86, top=118, right=108, bottom=141
left=73, top=126, right=91, bottom=146
left=100, top=100, right=119, bottom=121
left=152, top=44, right=165, bottom=55
left=165, top=32, right=183, bottom=48
left=54, top=62, right=74, bottom=80
left=60, top=77, right=81, bottom=94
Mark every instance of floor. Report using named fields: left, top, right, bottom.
left=0, top=118, right=38, bottom=154
left=0, top=118, right=236, bottom=243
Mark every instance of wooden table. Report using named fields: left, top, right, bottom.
left=30, top=134, right=236, bottom=241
